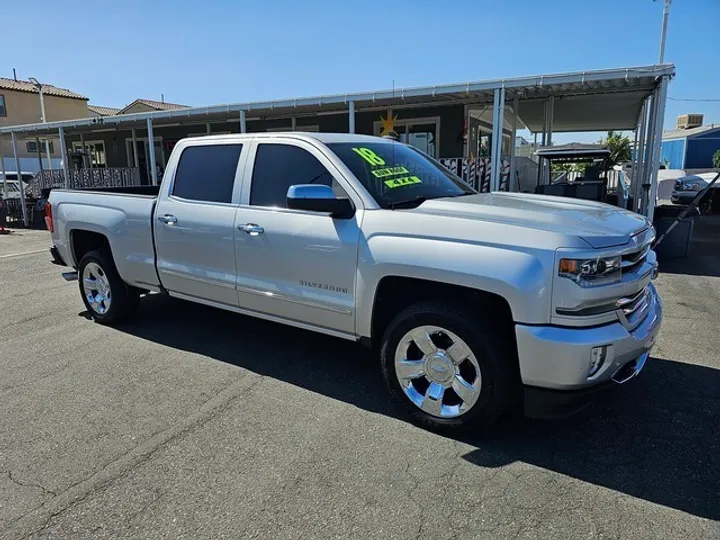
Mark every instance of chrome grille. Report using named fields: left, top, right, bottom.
left=621, top=245, right=650, bottom=273
left=617, top=286, right=651, bottom=330
left=621, top=228, right=654, bottom=274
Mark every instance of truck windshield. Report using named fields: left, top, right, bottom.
left=327, top=142, right=474, bottom=208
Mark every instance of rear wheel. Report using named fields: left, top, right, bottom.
left=78, top=249, right=139, bottom=325
left=380, top=302, right=517, bottom=433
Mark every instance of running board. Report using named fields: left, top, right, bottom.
left=61, top=271, right=78, bottom=282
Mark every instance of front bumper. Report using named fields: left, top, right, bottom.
left=516, top=283, right=662, bottom=417
left=671, top=192, right=698, bottom=205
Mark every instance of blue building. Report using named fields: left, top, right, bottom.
left=660, top=119, right=720, bottom=170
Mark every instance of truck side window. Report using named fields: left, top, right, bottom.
left=172, top=144, right=243, bottom=203
left=250, top=144, right=345, bottom=207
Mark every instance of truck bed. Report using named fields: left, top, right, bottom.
left=49, top=188, right=161, bottom=291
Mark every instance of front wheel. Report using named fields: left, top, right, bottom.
left=78, top=249, right=139, bottom=325
left=380, top=302, right=517, bottom=433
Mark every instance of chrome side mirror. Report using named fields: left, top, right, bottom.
left=286, top=184, right=354, bottom=219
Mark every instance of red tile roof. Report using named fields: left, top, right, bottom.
left=0, top=78, right=87, bottom=100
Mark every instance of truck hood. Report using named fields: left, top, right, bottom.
left=409, top=193, right=650, bottom=249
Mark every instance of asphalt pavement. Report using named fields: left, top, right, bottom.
left=0, top=226, right=719, bottom=540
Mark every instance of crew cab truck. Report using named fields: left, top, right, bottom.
left=46, top=133, right=662, bottom=433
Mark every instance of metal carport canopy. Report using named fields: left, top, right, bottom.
left=0, top=64, right=675, bottom=137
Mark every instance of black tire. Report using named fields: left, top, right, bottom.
left=77, top=249, right=139, bottom=325
left=380, top=301, right=517, bottom=434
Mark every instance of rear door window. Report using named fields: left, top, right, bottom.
left=172, top=144, right=243, bottom=203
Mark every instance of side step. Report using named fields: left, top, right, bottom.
left=61, top=271, right=78, bottom=282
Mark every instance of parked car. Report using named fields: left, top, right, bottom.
left=671, top=173, right=719, bottom=214
left=45, top=133, right=662, bottom=433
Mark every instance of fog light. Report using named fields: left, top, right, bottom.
left=589, top=346, right=608, bottom=377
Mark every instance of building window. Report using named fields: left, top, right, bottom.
left=26, top=140, right=54, bottom=154
left=72, top=141, right=107, bottom=167
left=0, top=95, right=6, bottom=116
left=373, top=117, right=440, bottom=157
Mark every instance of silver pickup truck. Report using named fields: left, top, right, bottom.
left=46, top=133, right=662, bottom=433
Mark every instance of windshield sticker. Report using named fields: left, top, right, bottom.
left=371, top=166, right=409, bottom=179
left=352, top=147, right=386, bottom=166
left=384, top=175, right=422, bottom=188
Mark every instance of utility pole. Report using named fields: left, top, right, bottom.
left=658, top=0, right=671, bottom=63
left=29, top=77, right=53, bottom=169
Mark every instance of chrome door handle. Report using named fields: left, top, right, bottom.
left=238, top=223, right=264, bottom=236
left=157, top=214, right=178, bottom=225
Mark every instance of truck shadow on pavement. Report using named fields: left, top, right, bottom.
left=105, top=294, right=720, bottom=521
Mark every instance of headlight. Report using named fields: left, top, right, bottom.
left=559, top=256, right=621, bottom=285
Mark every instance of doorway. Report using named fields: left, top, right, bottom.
left=126, top=137, right=164, bottom=184
left=373, top=117, right=440, bottom=157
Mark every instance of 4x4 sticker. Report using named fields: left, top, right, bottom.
left=384, top=175, right=422, bottom=188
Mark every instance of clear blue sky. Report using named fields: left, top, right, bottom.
left=4, top=0, right=719, bottom=143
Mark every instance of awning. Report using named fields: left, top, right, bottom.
left=0, top=64, right=675, bottom=138
left=518, top=91, right=650, bottom=132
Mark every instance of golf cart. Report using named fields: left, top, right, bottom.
left=534, top=143, right=628, bottom=208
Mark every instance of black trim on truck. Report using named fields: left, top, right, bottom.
left=50, top=246, right=67, bottom=267
left=523, top=382, right=616, bottom=419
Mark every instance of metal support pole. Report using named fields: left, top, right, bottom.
left=634, top=101, right=649, bottom=212
left=538, top=101, right=548, bottom=186
left=490, top=87, right=505, bottom=192
left=1, top=145, right=8, bottom=199
left=79, top=133, right=88, bottom=168
left=44, top=138, right=53, bottom=170
left=206, top=123, right=211, bottom=135
left=131, top=129, right=139, bottom=168
left=642, top=92, right=658, bottom=216
left=291, top=117, right=296, bottom=131
left=38, top=90, right=52, bottom=169
left=348, top=101, right=356, bottom=134
left=58, top=127, right=69, bottom=188
left=659, top=0, right=671, bottom=63
left=11, top=132, right=29, bottom=227
left=147, top=118, right=158, bottom=186
left=546, top=96, right=554, bottom=147
left=35, top=137, right=44, bottom=173
left=630, top=102, right=645, bottom=211
left=646, top=77, right=669, bottom=222
left=508, top=94, right=519, bottom=192
left=239, top=110, right=247, bottom=133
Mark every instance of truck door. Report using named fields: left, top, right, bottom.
left=154, top=140, right=247, bottom=307
left=233, top=139, right=361, bottom=336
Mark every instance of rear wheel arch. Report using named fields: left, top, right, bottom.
left=70, top=229, right=111, bottom=268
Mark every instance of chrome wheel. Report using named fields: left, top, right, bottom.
left=394, top=325, right=482, bottom=418
left=82, top=262, right=112, bottom=315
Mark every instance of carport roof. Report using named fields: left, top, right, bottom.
left=0, top=64, right=674, bottom=137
